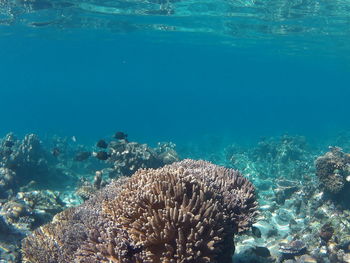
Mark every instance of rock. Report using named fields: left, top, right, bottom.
left=343, top=253, right=350, bottom=263
left=253, top=246, right=271, bottom=257
left=319, top=223, right=334, bottom=242
left=252, top=226, right=262, bottom=238
left=280, top=240, right=307, bottom=257
left=276, top=208, right=293, bottom=225
left=339, top=236, right=350, bottom=252
left=296, top=255, right=317, bottom=263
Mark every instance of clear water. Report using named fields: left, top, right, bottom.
left=1, top=0, right=350, bottom=145
left=1, top=1, right=350, bottom=262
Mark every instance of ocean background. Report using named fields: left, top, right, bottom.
left=1, top=0, right=350, bottom=262
left=1, top=26, right=349, bottom=146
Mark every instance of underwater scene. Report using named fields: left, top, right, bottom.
left=1, top=0, right=350, bottom=262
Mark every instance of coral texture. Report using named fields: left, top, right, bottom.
left=225, top=135, right=313, bottom=180
left=0, top=133, right=61, bottom=188
left=107, top=140, right=179, bottom=178
left=0, top=167, right=15, bottom=198
left=22, top=160, right=257, bottom=263
left=315, top=147, right=350, bottom=194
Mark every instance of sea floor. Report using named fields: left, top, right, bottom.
left=1, top=132, right=350, bottom=263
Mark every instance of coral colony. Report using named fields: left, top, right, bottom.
left=22, top=160, right=257, bottom=263
left=1, top=133, right=350, bottom=262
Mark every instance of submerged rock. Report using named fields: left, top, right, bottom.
left=274, top=180, right=299, bottom=205
left=253, top=246, right=271, bottom=257
left=280, top=240, right=307, bottom=257
left=296, top=255, right=317, bottom=263
left=319, top=223, right=334, bottom=242
left=252, top=226, right=262, bottom=238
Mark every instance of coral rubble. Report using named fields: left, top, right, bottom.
left=22, top=160, right=257, bottom=263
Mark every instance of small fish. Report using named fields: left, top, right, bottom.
left=30, top=21, right=55, bottom=27
left=51, top=147, right=60, bottom=157
left=94, top=151, right=109, bottom=161
left=72, top=136, right=77, bottom=142
left=96, top=139, right=108, bottom=149
left=114, top=131, right=128, bottom=140
left=4, top=140, right=14, bottom=148
left=74, top=151, right=91, bottom=161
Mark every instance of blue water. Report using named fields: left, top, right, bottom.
left=1, top=0, right=350, bottom=145
left=2, top=2, right=350, bottom=261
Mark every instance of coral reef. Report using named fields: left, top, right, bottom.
left=0, top=189, right=64, bottom=262
left=1, top=134, right=50, bottom=185
left=225, top=135, right=314, bottom=181
left=315, top=146, right=350, bottom=194
left=107, top=139, right=179, bottom=178
left=75, top=171, right=105, bottom=201
left=177, top=135, right=350, bottom=263
left=0, top=190, right=64, bottom=233
left=22, top=160, right=257, bottom=263
left=0, top=132, right=181, bottom=262
left=233, top=165, right=350, bottom=263
left=0, top=133, right=72, bottom=191
left=1, top=132, right=350, bottom=263
left=0, top=167, right=15, bottom=198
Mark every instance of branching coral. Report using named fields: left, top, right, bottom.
left=22, top=160, right=257, bottom=263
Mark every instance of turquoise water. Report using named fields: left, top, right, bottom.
left=1, top=0, right=350, bottom=144
left=1, top=0, right=350, bottom=262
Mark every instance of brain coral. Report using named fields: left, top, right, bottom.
left=22, top=160, right=257, bottom=263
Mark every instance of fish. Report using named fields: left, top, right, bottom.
left=74, top=151, right=91, bottom=161
left=72, top=136, right=77, bottom=142
left=114, top=131, right=128, bottom=140
left=96, top=139, right=108, bottom=149
left=51, top=147, right=60, bottom=157
left=30, top=21, right=56, bottom=27
left=94, top=151, right=109, bottom=161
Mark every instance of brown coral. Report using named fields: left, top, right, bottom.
left=22, top=160, right=257, bottom=263
left=315, top=147, right=350, bottom=194
left=170, top=160, right=258, bottom=233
